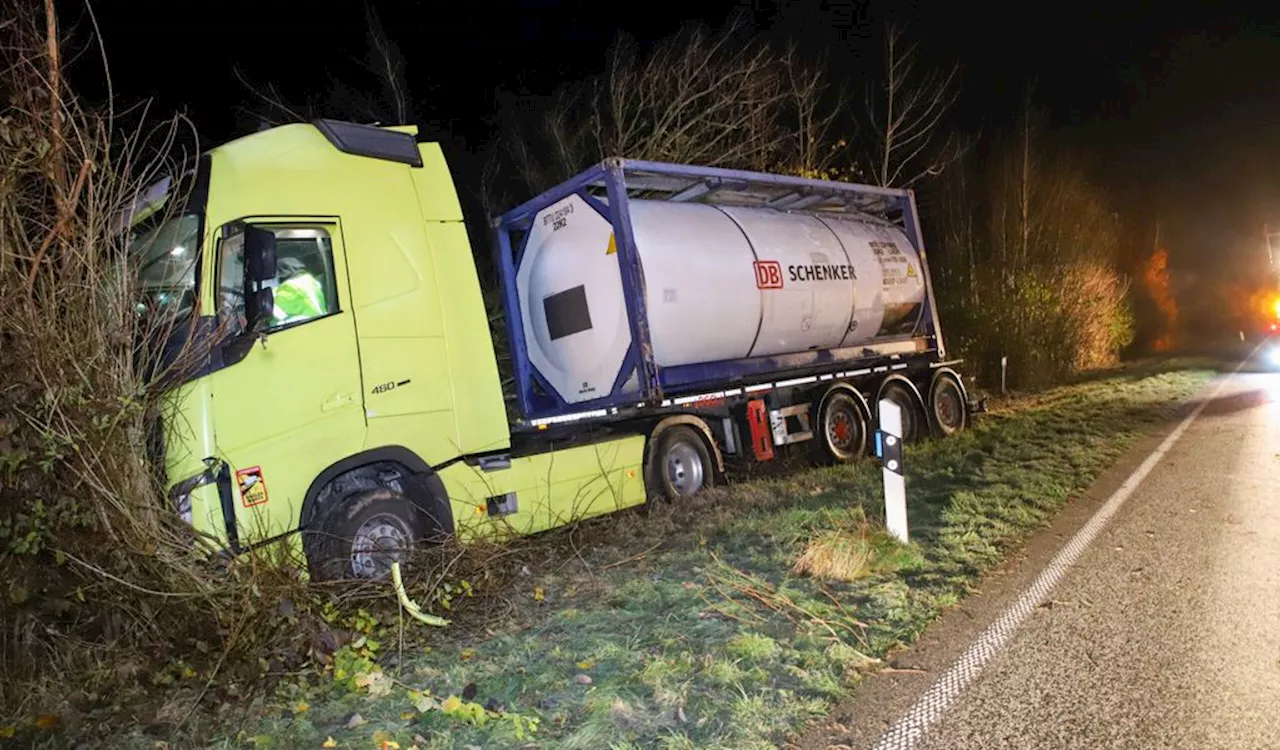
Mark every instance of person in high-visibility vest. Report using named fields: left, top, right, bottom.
left=272, top=257, right=327, bottom=325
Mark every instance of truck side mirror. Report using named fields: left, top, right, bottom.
left=246, top=288, right=274, bottom=335
left=244, top=226, right=277, bottom=282
left=242, top=226, right=277, bottom=335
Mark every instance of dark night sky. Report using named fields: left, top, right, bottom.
left=69, top=0, right=1280, bottom=276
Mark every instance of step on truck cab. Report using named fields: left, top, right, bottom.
left=136, top=120, right=976, bottom=580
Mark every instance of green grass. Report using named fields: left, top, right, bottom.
left=106, top=365, right=1213, bottom=750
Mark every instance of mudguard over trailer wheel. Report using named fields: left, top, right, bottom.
left=645, top=425, right=715, bottom=502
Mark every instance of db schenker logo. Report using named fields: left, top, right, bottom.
left=753, top=260, right=783, bottom=289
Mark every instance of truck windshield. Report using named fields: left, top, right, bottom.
left=131, top=212, right=201, bottom=318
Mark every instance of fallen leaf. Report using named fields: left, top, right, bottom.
left=460, top=648, right=474, bottom=661
left=399, top=712, right=416, bottom=720
left=533, top=586, right=545, bottom=602
left=292, top=700, right=310, bottom=714
left=321, top=738, right=337, bottom=749
left=354, top=670, right=394, bottom=698
left=35, top=714, right=59, bottom=729
left=576, top=660, right=594, bottom=670
left=440, top=695, right=463, bottom=713
left=344, top=713, right=366, bottom=729
left=409, top=691, right=439, bottom=713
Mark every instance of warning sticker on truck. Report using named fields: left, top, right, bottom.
left=236, top=466, right=269, bottom=508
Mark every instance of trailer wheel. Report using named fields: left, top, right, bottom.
left=878, top=381, right=925, bottom=444
left=816, top=391, right=869, bottom=463
left=929, top=373, right=967, bottom=436
left=647, top=425, right=714, bottom=502
left=305, top=487, right=431, bottom=581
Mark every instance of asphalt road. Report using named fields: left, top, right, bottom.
left=802, top=364, right=1280, bottom=750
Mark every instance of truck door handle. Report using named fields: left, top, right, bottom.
left=321, top=392, right=356, bottom=412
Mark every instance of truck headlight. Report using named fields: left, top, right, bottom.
left=168, top=460, right=219, bottom=526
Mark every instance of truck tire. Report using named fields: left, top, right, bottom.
left=877, top=380, right=925, bottom=444
left=815, top=391, right=869, bottom=463
left=646, top=425, right=715, bottom=502
left=929, top=373, right=967, bottom=436
left=304, top=486, right=432, bottom=581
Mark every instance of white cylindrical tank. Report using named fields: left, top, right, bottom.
left=515, top=195, right=926, bottom=404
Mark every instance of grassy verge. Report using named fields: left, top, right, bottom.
left=92, top=365, right=1213, bottom=749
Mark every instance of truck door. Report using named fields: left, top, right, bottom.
left=209, top=222, right=366, bottom=545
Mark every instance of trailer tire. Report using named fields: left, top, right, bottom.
left=646, top=425, right=715, bottom=502
left=815, top=391, right=870, bottom=463
left=929, top=372, right=967, bottom=436
left=305, top=486, right=433, bottom=581
left=877, top=380, right=926, bottom=444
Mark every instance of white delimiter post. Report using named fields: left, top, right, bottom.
left=879, top=398, right=908, bottom=543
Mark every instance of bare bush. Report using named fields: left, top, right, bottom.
left=233, top=3, right=412, bottom=129
left=0, top=0, right=319, bottom=722
left=932, top=105, right=1134, bottom=388
left=496, top=18, right=846, bottom=198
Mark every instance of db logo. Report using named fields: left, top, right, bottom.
left=754, top=260, right=783, bottom=289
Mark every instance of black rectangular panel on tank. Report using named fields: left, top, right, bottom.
left=544, top=284, right=593, bottom=341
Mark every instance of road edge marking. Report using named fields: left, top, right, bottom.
left=869, top=356, right=1252, bottom=750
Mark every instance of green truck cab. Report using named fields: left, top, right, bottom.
left=147, top=122, right=646, bottom=578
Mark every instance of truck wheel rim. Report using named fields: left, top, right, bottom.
left=826, top=402, right=861, bottom=457
left=351, top=514, right=411, bottom=578
left=935, top=384, right=963, bottom=431
left=666, top=441, right=705, bottom=496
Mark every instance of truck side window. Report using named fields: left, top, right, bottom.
left=217, top=226, right=339, bottom=333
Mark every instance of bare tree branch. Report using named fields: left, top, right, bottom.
left=865, top=25, right=960, bottom=188
left=365, top=2, right=408, bottom=124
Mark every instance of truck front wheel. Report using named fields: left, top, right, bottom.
left=305, top=487, right=430, bottom=581
left=646, top=425, right=715, bottom=502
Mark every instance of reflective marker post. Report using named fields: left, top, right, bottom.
left=875, top=399, right=908, bottom=543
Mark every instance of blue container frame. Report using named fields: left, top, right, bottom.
left=492, top=158, right=943, bottom=422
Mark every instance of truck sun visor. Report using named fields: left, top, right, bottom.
left=313, top=119, right=423, bottom=167
left=543, top=285, right=593, bottom=341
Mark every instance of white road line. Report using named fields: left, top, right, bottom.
left=869, top=356, right=1253, bottom=750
